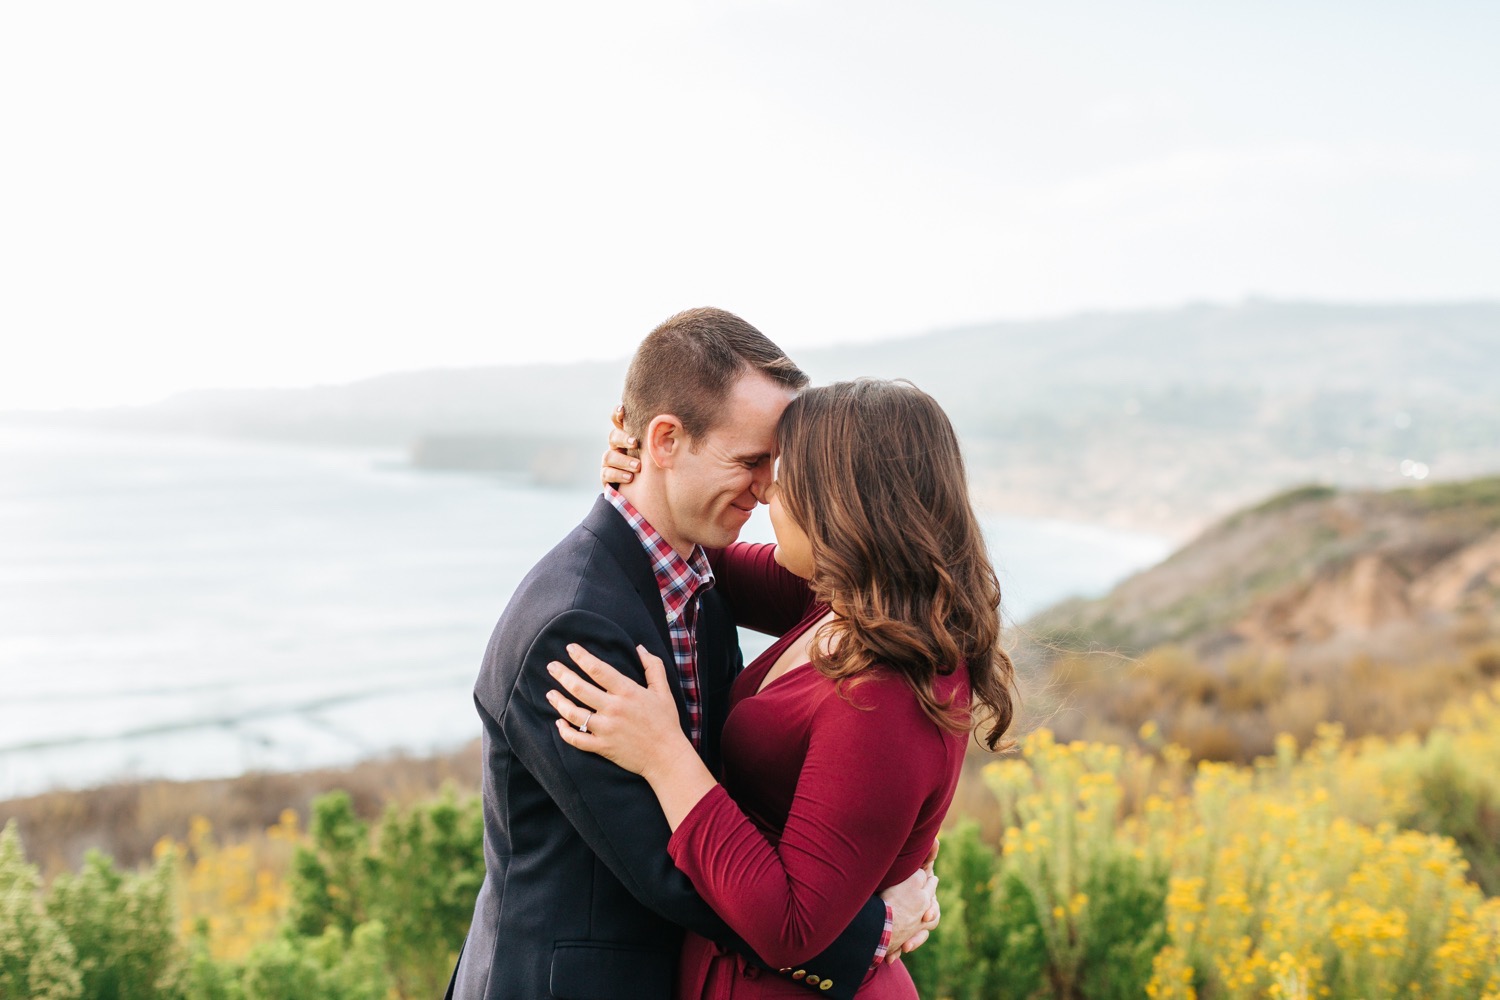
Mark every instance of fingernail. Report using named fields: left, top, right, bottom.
left=622, top=473, right=632, bottom=482
left=566, top=643, right=580, bottom=654
left=547, top=662, right=560, bottom=675
left=630, top=459, right=640, bottom=470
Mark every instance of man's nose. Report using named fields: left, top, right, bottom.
left=750, top=465, right=774, bottom=504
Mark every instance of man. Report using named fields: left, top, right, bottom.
left=448, top=309, right=935, bottom=1000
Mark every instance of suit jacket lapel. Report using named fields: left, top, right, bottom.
left=693, top=589, right=739, bottom=775
left=582, top=495, right=691, bottom=728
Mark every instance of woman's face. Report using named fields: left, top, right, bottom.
left=767, top=474, right=816, bottom=580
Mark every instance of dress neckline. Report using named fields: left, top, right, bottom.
left=738, top=602, right=831, bottom=701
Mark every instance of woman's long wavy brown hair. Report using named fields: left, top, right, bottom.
left=776, top=379, right=1017, bottom=752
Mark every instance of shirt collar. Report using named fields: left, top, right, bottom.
left=603, top=488, right=714, bottom=617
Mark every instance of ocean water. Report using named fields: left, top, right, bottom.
left=0, top=427, right=1170, bottom=799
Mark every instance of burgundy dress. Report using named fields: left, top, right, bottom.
left=668, top=543, right=970, bottom=999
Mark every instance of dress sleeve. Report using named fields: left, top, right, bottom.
left=665, top=676, right=949, bottom=967
left=705, top=542, right=816, bottom=636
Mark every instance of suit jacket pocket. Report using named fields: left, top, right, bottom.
left=549, top=942, right=674, bottom=1000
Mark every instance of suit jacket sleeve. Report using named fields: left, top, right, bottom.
left=500, top=607, right=886, bottom=1000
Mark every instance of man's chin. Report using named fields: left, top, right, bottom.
left=705, top=520, right=748, bottom=549
left=708, top=527, right=743, bottom=549
left=711, top=509, right=752, bottom=544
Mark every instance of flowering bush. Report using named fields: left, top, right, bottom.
left=905, top=682, right=1500, bottom=999
left=166, top=811, right=298, bottom=961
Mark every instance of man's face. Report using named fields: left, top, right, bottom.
left=665, top=370, right=796, bottom=551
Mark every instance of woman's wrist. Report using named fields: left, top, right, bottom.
left=640, top=732, right=698, bottom=787
left=642, top=739, right=720, bottom=831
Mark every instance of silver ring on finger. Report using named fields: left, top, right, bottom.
left=578, top=710, right=593, bottom=734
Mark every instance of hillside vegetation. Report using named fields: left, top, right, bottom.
left=4, top=687, right=1498, bottom=1000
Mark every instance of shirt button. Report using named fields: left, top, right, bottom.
left=820, top=980, right=834, bottom=991
left=806, top=975, right=820, bottom=985
left=792, top=970, right=806, bottom=980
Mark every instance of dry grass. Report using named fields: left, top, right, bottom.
left=1012, top=630, right=1500, bottom=765
left=0, top=742, right=480, bottom=875
left=10, top=638, right=1500, bottom=881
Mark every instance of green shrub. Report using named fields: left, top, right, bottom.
left=179, top=926, right=245, bottom=1000
left=0, top=821, right=83, bottom=1000
left=289, top=792, right=370, bottom=939
left=44, top=846, right=182, bottom=1000
left=1074, top=851, right=1167, bottom=1000
left=363, top=788, right=484, bottom=997
left=1403, top=736, right=1500, bottom=895
left=241, top=923, right=389, bottom=1000
left=287, top=788, right=482, bottom=997
left=905, top=822, right=1047, bottom=1000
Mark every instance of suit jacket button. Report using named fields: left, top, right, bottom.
left=820, top=981, right=834, bottom=991
left=805, top=975, right=820, bottom=985
left=792, top=970, right=806, bottom=980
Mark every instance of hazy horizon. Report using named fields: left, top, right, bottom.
left=8, top=294, right=1499, bottom=415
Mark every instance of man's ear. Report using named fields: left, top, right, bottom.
left=645, top=414, right=686, bottom=469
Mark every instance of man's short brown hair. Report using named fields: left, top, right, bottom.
left=621, top=308, right=809, bottom=443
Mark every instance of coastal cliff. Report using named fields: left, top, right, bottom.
left=1030, top=477, right=1500, bottom=660
left=1023, top=476, right=1500, bottom=760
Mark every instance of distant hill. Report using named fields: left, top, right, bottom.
left=797, top=299, right=1500, bottom=413
left=11, top=299, right=1500, bottom=534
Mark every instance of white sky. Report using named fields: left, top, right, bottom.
left=3, top=0, right=1496, bottom=409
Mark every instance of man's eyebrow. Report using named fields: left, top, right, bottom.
left=731, top=450, right=772, bottom=464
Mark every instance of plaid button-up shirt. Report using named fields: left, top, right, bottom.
left=604, top=487, right=714, bottom=749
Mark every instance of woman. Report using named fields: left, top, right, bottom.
left=545, top=379, right=1017, bottom=998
